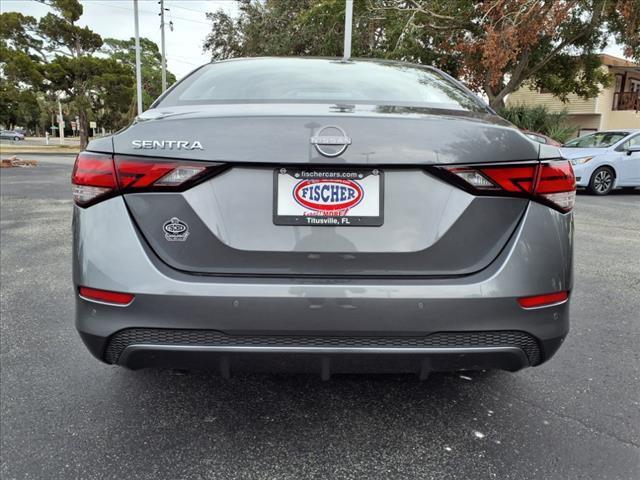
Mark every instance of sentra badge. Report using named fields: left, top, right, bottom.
left=132, top=140, right=204, bottom=150
left=163, top=217, right=189, bottom=241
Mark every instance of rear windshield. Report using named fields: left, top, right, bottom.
left=156, top=58, right=487, bottom=112
left=563, top=132, right=628, bottom=148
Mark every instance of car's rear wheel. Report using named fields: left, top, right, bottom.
left=589, top=167, right=615, bottom=195
left=14, top=136, right=19, bottom=141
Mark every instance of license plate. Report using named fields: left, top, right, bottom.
left=274, top=168, right=383, bottom=226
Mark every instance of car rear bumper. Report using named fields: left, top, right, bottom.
left=79, top=327, right=566, bottom=376
left=73, top=197, right=572, bottom=373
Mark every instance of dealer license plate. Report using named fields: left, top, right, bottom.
left=274, top=168, right=383, bottom=226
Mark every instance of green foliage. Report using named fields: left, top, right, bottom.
left=202, top=0, right=639, bottom=109
left=0, top=82, right=40, bottom=130
left=526, top=49, right=612, bottom=103
left=0, top=0, right=174, bottom=143
left=498, top=104, right=577, bottom=144
left=104, top=37, right=176, bottom=111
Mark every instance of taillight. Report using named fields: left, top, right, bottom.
left=441, top=160, right=575, bottom=212
left=71, top=152, right=223, bottom=207
left=114, top=157, right=209, bottom=190
left=71, top=152, right=117, bottom=206
left=534, top=162, right=576, bottom=212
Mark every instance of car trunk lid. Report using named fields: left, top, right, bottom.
left=117, top=104, right=536, bottom=277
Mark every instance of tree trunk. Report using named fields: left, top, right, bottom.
left=484, top=83, right=507, bottom=112
left=489, top=97, right=505, bottom=111
left=78, top=108, right=89, bottom=149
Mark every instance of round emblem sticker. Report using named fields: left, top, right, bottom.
left=163, top=217, right=189, bottom=241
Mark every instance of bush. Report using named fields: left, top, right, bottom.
left=498, top=104, right=578, bottom=144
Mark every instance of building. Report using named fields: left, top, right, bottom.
left=507, top=54, right=640, bottom=137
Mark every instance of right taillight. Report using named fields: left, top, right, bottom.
left=534, top=161, right=576, bottom=212
left=71, top=152, right=223, bottom=207
left=441, top=160, right=576, bottom=212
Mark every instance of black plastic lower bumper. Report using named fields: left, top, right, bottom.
left=80, top=328, right=566, bottom=376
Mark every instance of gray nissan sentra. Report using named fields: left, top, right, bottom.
left=72, top=57, right=575, bottom=378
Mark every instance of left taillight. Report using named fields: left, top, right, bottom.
left=71, top=152, right=117, bottom=206
left=72, top=152, right=222, bottom=207
left=441, top=160, right=576, bottom=212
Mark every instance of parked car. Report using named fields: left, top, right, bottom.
left=72, top=57, right=575, bottom=377
left=561, top=129, right=640, bottom=195
left=521, top=130, right=562, bottom=147
left=0, top=130, right=25, bottom=141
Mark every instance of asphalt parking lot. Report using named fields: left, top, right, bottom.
left=1, top=155, right=639, bottom=480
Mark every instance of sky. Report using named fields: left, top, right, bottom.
left=2, top=0, right=629, bottom=81
left=2, top=0, right=238, bottom=79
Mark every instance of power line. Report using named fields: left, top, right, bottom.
left=89, top=1, right=211, bottom=25
left=168, top=1, right=236, bottom=14
left=167, top=3, right=208, bottom=14
left=33, top=0, right=211, bottom=25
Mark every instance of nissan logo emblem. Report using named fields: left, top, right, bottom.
left=310, top=125, right=352, bottom=157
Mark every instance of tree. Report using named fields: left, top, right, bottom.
left=104, top=37, right=177, bottom=113
left=0, top=12, right=45, bottom=131
left=0, top=82, right=41, bottom=131
left=203, top=0, right=640, bottom=110
left=203, top=0, right=399, bottom=59
left=0, top=1, right=132, bottom=148
left=386, top=0, right=618, bottom=108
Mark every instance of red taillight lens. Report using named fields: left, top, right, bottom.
left=115, top=158, right=207, bottom=189
left=72, top=152, right=221, bottom=207
left=79, top=286, right=134, bottom=305
left=443, top=160, right=576, bottom=212
left=535, top=161, right=576, bottom=212
left=517, top=291, right=569, bottom=309
left=71, top=152, right=117, bottom=206
left=478, top=165, right=538, bottom=193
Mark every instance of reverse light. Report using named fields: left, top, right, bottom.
left=72, top=184, right=112, bottom=205
left=154, top=166, right=206, bottom=186
left=71, top=152, right=222, bottom=207
left=517, top=291, right=569, bottom=309
left=450, top=170, right=497, bottom=189
left=443, top=160, right=576, bottom=212
left=79, top=286, right=135, bottom=305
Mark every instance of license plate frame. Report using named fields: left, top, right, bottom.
left=273, top=167, right=384, bottom=227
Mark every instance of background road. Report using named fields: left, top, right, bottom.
left=1, top=137, right=81, bottom=147
left=1, top=155, right=639, bottom=480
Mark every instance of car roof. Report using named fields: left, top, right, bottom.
left=206, top=56, right=448, bottom=77
left=595, top=129, right=639, bottom=134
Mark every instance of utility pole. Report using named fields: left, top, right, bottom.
left=343, top=0, right=353, bottom=61
left=134, top=0, right=143, bottom=115
left=159, top=0, right=167, bottom=92
left=57, top=98, right=64, bottom=145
